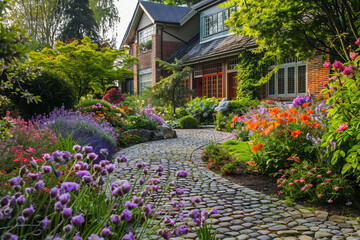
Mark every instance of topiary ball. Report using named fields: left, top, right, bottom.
left=179, top=116, right=199, bottom=129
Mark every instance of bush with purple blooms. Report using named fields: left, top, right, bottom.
left=0, top=145, right=217, bottom=240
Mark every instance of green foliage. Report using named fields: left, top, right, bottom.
left=56, top=132, right=79, bottom=152
left=59, top=0, right=99, bottom=42
left=224, top=0, right=360, bottom=62
left=125, top=115, right=158, bottom=130
left=179, top=116, right=198, bottom=129
left=195, top=222, right=218, bottom=240
left=78, top=98, right=113, bottom=109
left=151, top=59, right=194, bottom=114
left=29, top=36, right=135, bottom=100
left=10, top=70, right=76, bottom=119
left=116, top=131, right=145, bottom=147
left=321, top=50, right=360, bottom=182
left=221, top=140, right=252, bottom=163
left=278, top=162, right=354, bottom=204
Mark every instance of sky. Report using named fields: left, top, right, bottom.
left=115, top=0, right=139, bottom=47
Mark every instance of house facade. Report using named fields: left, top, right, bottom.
left=122, top=0, right=330, bottom=100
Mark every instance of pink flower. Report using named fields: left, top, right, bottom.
left=323, top=82, right=328, bottom=87
left=333, top=60, right=343, bottom=69
left=308, top=172, right=313, bottom=176
left=337, top=123, right=348, bottom=131
left=326, top=170, right=332, bottom=174
left=303, top=166, right=308, bottom=169
left=356, top=38, right=360, bottom=45
left=334, top=186, right=339, bottom=191
left=350, top=52, right=359, bottom=60
left=346, top=202, right=352, bottom=206
left=328, top=200, right=333, bottom=204
left=290, top=169, right=296, bottom=172
left=277, top=191, right=283, bottom=195
left=289, top=183, right=294, bottom=186
left=301, top=187, right=306, bottom=191
left=300, top=177, right=305, bottom=183
left=317, top=175, right=322, bottom=178
left=325, top=179, right=331, bottom=182
left=317, top=194, right=322, bottom=198
left=342, top=66, right=353, bottom=75
left=323, top=61, right=331, bottom=68
left=308, top=184, right=313, bottom=187
left=294, top=180, right=299, bottom=183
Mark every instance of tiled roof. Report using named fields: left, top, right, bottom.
left=168, top=34, right=257, bottom=64
left=140, top=1, right=191, bottom=24
left=191, top=0, right=220, bottom=10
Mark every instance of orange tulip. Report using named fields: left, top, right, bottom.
left=232, top=115, right=239, bottom=122
left=302, top=102, right=310, bottom=107
left=290, top=130, right=302, bottom=138
left=251, top=143, right=263, bottom=152
left=306, top=109, right=314, bottom=115
left=231, top=123, right=235, bottom=128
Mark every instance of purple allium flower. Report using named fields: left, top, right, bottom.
left=71, top=214, right=85, bottom=227
left=125, top=201, right=138, bottom=209
left=93, top=164, right=101, bottom=172
left=158, top=228, right=171, bottom=240
left=100, top=149, right=108, bottom=157
left=41, top=217, right=51, bottom=229
left=75, top=153, right=84, bottom=161
left=9, top=176, right=21, bottom=186
left=61, top=182, right=79, bottom=192
left=163, top=216, right=175, bottom=226
left=119, top=155, right=128, bottom=163
left=157, top=164, right=164, bottom=172
left=55, top=201, right=65, bottom=212
left=27, top=172, right=41, bottom=180
left=179, top=212, right=184, bottom=221
left=201, top=210, right=210, bottom=218
left=175, top=170, right=188, bottom=178
left=16, top=195, right=25, bottom=206
left=292, top=95, right=311, bottom=107
left=87, top=153, right=98, bottom=161
left=41, top=165, right=52, bottom=174
left=135, top=163, right=142, bottom=169
left=143, top=168, right=149, bottom=175
left=17, top=216, right=25, bottom=224
left=100, top=168, right=109, bottom=176
left=82, top=176, right=93, bottom=184
left=1, top=195, right=9, bottom=207
left=22, top=205, right=34, bottom=217
left=101, top=226, right=113, bottom=237
left=59, top=193, right=71, bottom=204
left=174, top=225, right=189, bottom=236
left=2, top=232, right=18, bottom=240
left=176, top=188, right=185, bottom=195
left=210, top=208, right=218, bottom=214
left=9, top=196, right=16, bottom=206
left=62, top=208, right=73, bottom=218
left=190, top=209, right=200, bottom=220
left=63, top=224, right=73, bottom=233
left=122, top=209, right=132, bottom=221
left=105, top=164, right=116, bottom=173
left=88, top=234, right=104, bottom=240
left=132, top=196, right=142, bottom=204
left=35, top=180, right=45, bottom=191
left=110, top=214, right=121, bottom=224
left=76, top=170, right=90, bottom=178
left=82, top=146, right=93, bottom=153
left=143, top=204, right=153, bottom=217
left=73, top=145, right=82, bottom=152
left=73, top=232, right=83, bottom=240
left=139, top=178, right=145, bottom=185
left=43, top=153, right=51, bottom=161
left=122, top=232, right=135, bottom=240
left=50, top=187, right=59, bottom=198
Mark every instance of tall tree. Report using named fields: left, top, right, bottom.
left=59, top=0, right=99, bottom=42
left=29, top=36, right=135, bottom=100
left=224, top=0, right=360, bottom=62
left=151, top=59, right=194, bottom=115
left=148, top=0, right=202, bottom=7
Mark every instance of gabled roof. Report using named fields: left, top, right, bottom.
left=168, top=34, right=257, bottom=64
left=141, top=1, right=191, bottom=24
left=121, top=1, right=191, bottom=46
left=191, top=0, right=222, bottom=11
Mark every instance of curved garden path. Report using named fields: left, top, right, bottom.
left=113, top=129, right=360, bottom=240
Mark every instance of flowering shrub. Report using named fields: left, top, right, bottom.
left=33, top=106, right=117, bottom=162
left=102, top=88, right=125, bottom=105
left=184, top=98, right=219, bottom=124
left=0, top=145, right=216, bottom=239
left=236, top=102, right=329, bottom=175
left=0, top=116, right=58, bottom=173
left=115, top=131, right=144, bottom=147
left=202, top=143, right=240, bottom=174
left=277, top=162, right=354, bottom=204
left=321, top=41, right=360, bottom=182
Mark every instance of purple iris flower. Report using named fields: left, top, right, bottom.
left=175, top=170, right=188, bottom=178
left=63, top=224, right=73, bottom=233
left=122, top=232, right=135, bottom=240
left=41, top=165, right=52, bottom=174
left=292, top=95, right=311, bottom=107
left=71, top=214, right=85, bottom=227
left=22, top=205, right=35, bottom=217
left=174, top=225, right=189, bottom=236
left=54, top=201, right=65, bottom=212
left=88, top=234, right=104, bottom=240
left=101, top=226, right=113, bottom=237
left=2, top=233, right=18, bottom=240
left=9, top=176, right=21, bottom=186
left=35, top=180, right=45, bottom=190
left=17, top=216, right=25, bottom=224
left=125, top=201, right=138, bottom=209
left=62, top=208, right=73, bottom=218
left=59, top=193, right=71, bottom=204
left=73, top=232, right=83, bottom=240
left=76, top=170, right=90, bottom=178
left=16, top=195, right=25, bottom=206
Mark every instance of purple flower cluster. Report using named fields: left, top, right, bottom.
left=292, top=95, right=311, bottom=107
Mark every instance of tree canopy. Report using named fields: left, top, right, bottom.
left=150, top=59, right=194, bottom=114
left=29, top=36, right=135, bottom=100
left=224, top=0, right=360, bottom=62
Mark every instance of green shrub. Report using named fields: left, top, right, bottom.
left=11, top=70, right=76, bottom=119
left=185, top=97, right=219, bottom=124
left=78, top=98, right=113, bottom=109
left=125, top=115, right=158, bottom=130
left=179, top=116, right=198, bottom=129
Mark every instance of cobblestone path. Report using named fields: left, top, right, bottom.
left=114, top=129, right=360, bottom=240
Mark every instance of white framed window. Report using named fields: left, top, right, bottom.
left=204, top=7, right=234, bottom=37
left=267, top=60, right=307, bottom=97
left=139, top=26, right=154, bottom=45
left=228, top=59, right=239, bottom=70
left=139, top=72, right=152, bottom=94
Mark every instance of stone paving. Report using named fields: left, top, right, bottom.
left=113, top=129, right=360, bottom=240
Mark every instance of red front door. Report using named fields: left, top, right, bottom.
left=229, top=73, right=238, bottom=100
left=195, top=77, right=202, bottom=97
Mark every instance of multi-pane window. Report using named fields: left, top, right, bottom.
left=228, top=59, right=239, bottom=70
left=202, top=75, right=223, bottom=98
left=139, top=26, right=154, bottom=45
left=139, top=73, right=152, bottom=94
left=204, top=7, right=234, bottom=37
left=267, top=61, right=307, bottom=97
left=194, top=66, right=203, bottom=77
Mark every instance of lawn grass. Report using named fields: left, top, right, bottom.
left=221, top=139, right=252, bottom=162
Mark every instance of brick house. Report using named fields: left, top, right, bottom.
left=122, top=0, right=330, bottom=100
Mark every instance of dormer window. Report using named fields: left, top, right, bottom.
left=204, top=7, right=235, bottom=37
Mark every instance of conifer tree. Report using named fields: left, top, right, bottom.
left=59, top=0, right=99, bottom=42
